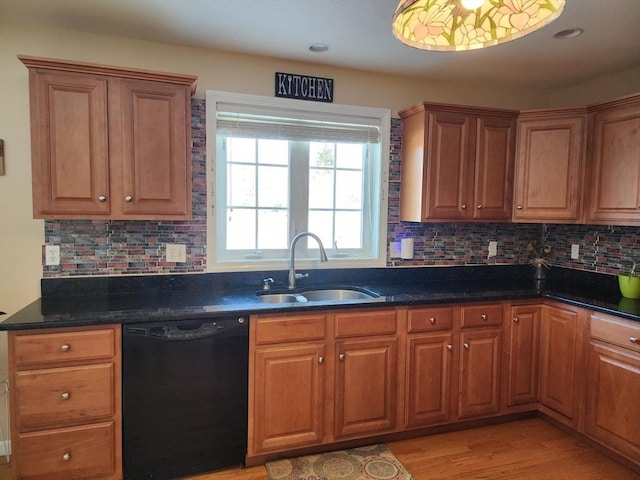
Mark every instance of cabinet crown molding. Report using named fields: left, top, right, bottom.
left=399, top=101, right=518, bottom=119
left=18, top=55, right=198, bottom=95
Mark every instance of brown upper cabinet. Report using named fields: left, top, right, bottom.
left=512, top=108, right=587, bottom=223
left=587, top=94, right=640, bottom=226
left=399, top=103, right=517, bottom=222
left=20, top=56, right=197, bottom=220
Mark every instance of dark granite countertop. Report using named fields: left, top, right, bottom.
left=2, top=265, right=638, bottom=330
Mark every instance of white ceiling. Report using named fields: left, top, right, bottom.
left=2, top=0, right=640, bottom=90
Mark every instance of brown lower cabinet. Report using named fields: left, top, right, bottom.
left=9, top=325, right=122, bottom=480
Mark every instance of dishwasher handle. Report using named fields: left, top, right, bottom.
left=124, top=316, right=247, bottom=341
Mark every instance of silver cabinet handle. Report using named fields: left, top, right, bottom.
left=463, top=343, right=470, bottom=350
left=513, top=316, right=520, bottom=323
left=447, top=344, right=453, bottom=351
left=318, top=356, right=324, bottom=364
left=62, top=452, right=70, bottom=462
left=516, top=205, right=523, bottom=210
left=461, top=204, right=467, bottom=209
left=631, top=337, right=638, bottom=344
left=98, top=195, right=107, bottom=202
left=339, top=353, right=345, bottom=361
left=125, top=195, right=133, bottom=202
left=60, top=344, right=70, bottom=352
left=481, top=314, right=488, bottom=321
left=476, top=204, right=483, bottom=209
left=429, top=317, right=436, bottom=325
left=61, top=392, right=70, bottom=400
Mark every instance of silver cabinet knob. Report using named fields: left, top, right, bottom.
left=339, top=353, right=345, bottom=361
left=476, top=204, right=483, bottom=209
left=631, top=337, right=638, bottom=344
left=481, top=314, right=488, bottom=321
left=513, top=316, right=520, bottom=323
left=61, top=392, right=70, bottom=400
left=516, top=205, right=523, bottom=210
left=62, top=452, right=70, bottom=461
left=60, top=344, right=70, bottom=352
left=447, top=344, right=453, bottom=351
left=463, top=343, right=470, bottom=350
left=98, top=195, right=106, bottom=202
left=461, top=204, right=467, bottom=210
left=125, top=195, right=133, bottom=202
left=318, top=356, right=324, bottom=364
left=429, top=317, right=436, bottom=325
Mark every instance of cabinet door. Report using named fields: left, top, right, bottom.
left=586, top=341, right=640, bottom=460
left=29, top=70, right=110, bottom=217
left=513, top=114, right=585, bottom=222
left=424, top=111, right=473, bottom=220
left=538, top=305, right=584, bottom=421
left=473, top=116, right=515, bottom=220
left=506, top=305, right=539, bottom=406
left=588, top=100, right=640, bottom=225
left=458, top=328, right=502, bottom=419
left=405, top=333, right=454, bottom=428
left=335, top=338, right=397, bottom=438
left=115, top=79, right=191, bottom=218
left=251, top=343, right=325, bottom=453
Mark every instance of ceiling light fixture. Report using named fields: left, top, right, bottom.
left=392, top=0, right=566, bottom=52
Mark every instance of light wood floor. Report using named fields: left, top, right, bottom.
left=0, top=418, right=637, bottom=479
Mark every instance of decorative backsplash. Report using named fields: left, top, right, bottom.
left=43, top=102, right=640, bottom=277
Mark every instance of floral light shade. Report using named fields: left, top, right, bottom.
left=392, top=0, right=566, bottom=51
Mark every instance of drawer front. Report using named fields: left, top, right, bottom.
left=18, top=422, right=116, bottom=479
left=14, top=328, right=116, bottom=366
left=16, top=363, right=114, bottom=430
left=408, top=307, right=454, bottom=333
left=590, top=313, right=640, bottom=353
left=254, top=314, right=327, bottom=345
left=460, top=303, right=504, bottom=328
left=335, top=309, right=397, bottom=338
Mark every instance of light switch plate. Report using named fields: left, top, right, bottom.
left=571, top=244, right=580, bottom=260
left=166, top=244, right=187, bottom=263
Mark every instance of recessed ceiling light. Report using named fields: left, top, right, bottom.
left=308, top=43, right=329, bottom=53
left=553, top=28, right=584, bottom=39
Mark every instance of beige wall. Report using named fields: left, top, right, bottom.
left=0, top=17, right=638, bottom=453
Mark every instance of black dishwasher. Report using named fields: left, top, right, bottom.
left=122, top=316, right=248, bottom=480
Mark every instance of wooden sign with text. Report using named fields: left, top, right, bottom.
left=275, top=72, right=333, bottom=103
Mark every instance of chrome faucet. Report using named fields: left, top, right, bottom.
left=288, top=232, right=328, bottom=289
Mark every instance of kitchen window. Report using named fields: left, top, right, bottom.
left=206, top=90, right=390, bottom=272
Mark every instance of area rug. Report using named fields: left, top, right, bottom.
left=265, top=444, right=414, bottom=480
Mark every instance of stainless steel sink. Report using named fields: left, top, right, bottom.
left=257, top=287, right=379, bottom=304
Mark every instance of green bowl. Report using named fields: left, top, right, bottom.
left=618, top=275, right=640, bottom=299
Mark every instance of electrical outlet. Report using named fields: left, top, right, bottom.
left=571, top=244, right=580, bottom=260
left=44, top=245, right=60, bottom=266
left=488, top=241, right=497, bottom=258
left=166, top=244, right=187, bottom=263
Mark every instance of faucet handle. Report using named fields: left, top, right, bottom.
left=262, top=277, right=275, bottom=291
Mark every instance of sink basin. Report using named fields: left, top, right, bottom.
left=257, top=287, right=379, bottom=304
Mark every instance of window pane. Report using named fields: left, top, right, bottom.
left=258, top=165, right=288, bottom=208
left=226, top=208, right=256, bottom=250
left=310, top=142, right=335, bottom=167
left=228, top=137, right=256, bottom=164
left=309, top=168, right=334, bottom=209
left=258, top=139, right=288, bottom=165
left=335, top=211, right=362, bottom=248
left=335, top=171, right=362, bottom=209
left=308, top=210, right=334, bottom=248
left=257, top=210, right=288, bottom=249
left=227, top=164, right=255, bottom=207
left=336, top=143, right=363, bottom=169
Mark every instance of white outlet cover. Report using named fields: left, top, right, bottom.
left=45, top=245, right=60, bottom=266
left=571, top=244, right=580, bottom=260
left=488, top=241, right=497, bottom=258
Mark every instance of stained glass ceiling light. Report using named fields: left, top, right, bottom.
left=392, top=0, right=566, bottom=52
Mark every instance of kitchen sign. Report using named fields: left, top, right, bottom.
left=275, top=72, right=333, bottom=103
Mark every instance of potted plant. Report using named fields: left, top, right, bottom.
left=618, top=261, right=640, bottom=298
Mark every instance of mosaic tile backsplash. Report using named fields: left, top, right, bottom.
left=43, top=101, right=640, bottom=277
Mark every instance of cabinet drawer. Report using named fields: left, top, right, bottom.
left=461, top=304, right=503, bottom=328
left=16, top=363, right=114, bottom=430
left=590, top=313, right=640, bottom=353
left=335, top=309, right=397, bottom=338
left=254, top=314, right=327, bottom=345
left=14, top=328, right=116, bottom=366
left=408, top=307, right=454, bottom=333
left=17, top=422, right=116, bottom=479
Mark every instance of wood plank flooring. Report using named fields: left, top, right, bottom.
left=0, top=418, right=637, bottom=479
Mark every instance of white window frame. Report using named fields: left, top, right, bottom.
left=205, top=89, right=390, bottom=272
